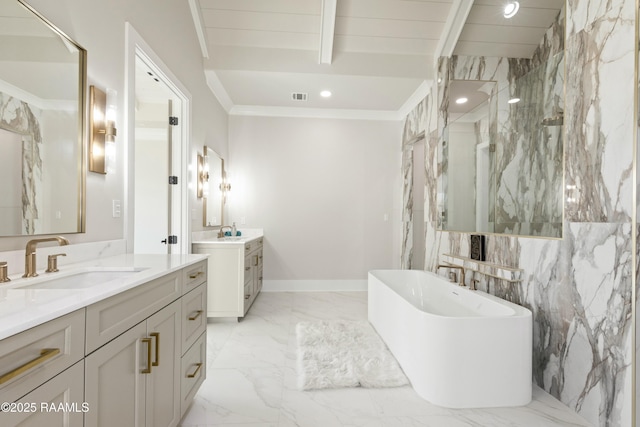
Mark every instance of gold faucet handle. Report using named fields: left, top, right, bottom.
left=45, top=253, right=67, bottom=273
left=0, top=262, right=10, bottom=283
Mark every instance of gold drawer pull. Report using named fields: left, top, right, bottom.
left=141, top=338, right=152, bottom=374
left=187, top=362, right=202, bottom=378
left=188, top=310, right=203, bottom=321
left=150, top=332, right=160, bottom=367
left=0, top=348, right=61, bottom=385
left=189, top=271, right=204, bottom=279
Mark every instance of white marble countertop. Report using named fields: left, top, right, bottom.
left=192, top=228, right=264, bottom=247
left=0, top=253, right=207, bottom=341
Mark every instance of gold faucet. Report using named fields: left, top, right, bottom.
left=436, top=263, right=466, bottom=287
left=217, top=225, right=233, bottom=238
left=23, top=236, right=70, bottom=278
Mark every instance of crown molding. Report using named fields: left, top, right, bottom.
left=230, top=105, right=402, bottom=121
left=205, top=70, right=234, bottom=113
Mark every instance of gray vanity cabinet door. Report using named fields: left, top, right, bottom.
left=84, top=300, right=182, bottom=427
left=85, top=321, right=147, bottom=426
left=1, top=361, right=84, bottom=427
left=145, top=300, right=182, bottom=427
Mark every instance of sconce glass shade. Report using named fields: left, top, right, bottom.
left=89, top=86, right=117, bottom=174
left=196, top=153, right=204, bottom=198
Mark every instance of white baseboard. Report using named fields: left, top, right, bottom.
left=262, top=280, right=367, bottom=292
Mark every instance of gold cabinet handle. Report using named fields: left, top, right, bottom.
left=150, top=332, right=160, bottom=367
left=141, top=338, right=152, bottom=374
left=188, top=310, right=203, bottom=321
left=189, top=271, right=204, bottom=279
left=253, top=255, right=259, bottom=266
left=187, top=362, right=202, bottom=378
left=0, top=348, right=60, bottom=385
left=245, top=294, right=250, bottom=300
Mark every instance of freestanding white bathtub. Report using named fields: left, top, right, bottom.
left=368, top=269, right=532, bottom=409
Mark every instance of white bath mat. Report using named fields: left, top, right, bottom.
left=296, top=320, right=409, bottom=391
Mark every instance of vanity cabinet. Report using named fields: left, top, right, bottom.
left=84, top=260, right=207, bottom=427
left=85, top=300, right=181, bottom=427
left=194, top=237, right=263, bottom=318
left=0, top=258, right=207, bottom=427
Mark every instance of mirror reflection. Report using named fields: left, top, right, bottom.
left=203, top=146, right=224, bottom=227
left=0, top=0, right=86, bottom=236
left=439, top=51, right=564, bottom=238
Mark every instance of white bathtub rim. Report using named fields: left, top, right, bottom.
left=368, top=269, right=532, bottom=320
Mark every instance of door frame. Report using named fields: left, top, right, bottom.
left=125, top=23, right=190, bottom=254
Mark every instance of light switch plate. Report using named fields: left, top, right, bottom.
left=112, top=200, right=121, bottom=218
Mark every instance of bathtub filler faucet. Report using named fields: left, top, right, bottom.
left=436, top=263, right=465, bottom=287
left=23, top=236, right=70, bottom=278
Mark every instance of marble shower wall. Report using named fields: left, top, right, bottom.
left=400, top=94, right=438, bottom=269
left=0, top=92, right=43, bottom=235
left=402, top=1, right=636, bottom=425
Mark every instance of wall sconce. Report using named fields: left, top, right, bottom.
left=89, top=86, right=117, bottom=174
left=220, top=168, right=231, bottom=204
left=196, top=152, right=209, bottom=199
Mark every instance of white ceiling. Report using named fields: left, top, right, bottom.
left=0, top=0, right=79, bottom=104
left=192, top=0, right=564, bottom=119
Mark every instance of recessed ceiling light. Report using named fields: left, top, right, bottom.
left=455, top=97, right=468, bottom=104
left=508, top=97, right=521, bottom=104
left=503, top=1, right=520, bottom=19
left=320, top=90, right=332, bottom=98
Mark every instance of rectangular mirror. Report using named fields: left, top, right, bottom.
left=203, top=146, right=224, bottom=227
left=438, top=7, right=564, bottom=239
left=0, top=0, right=86, bottom=236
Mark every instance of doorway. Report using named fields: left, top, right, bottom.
left=125, top=24, right=190, bottom=254
left=133, top=57, right=180, bottom=253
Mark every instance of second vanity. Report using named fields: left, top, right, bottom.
left=192, top=229, right=263, bottom=319
left=0, top=253, right=208, bottom=427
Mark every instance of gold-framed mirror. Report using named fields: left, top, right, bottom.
left=0, top=0, right=86, bottom=236
left=202, top=146, right=225, bottom=227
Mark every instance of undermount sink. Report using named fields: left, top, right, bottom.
left=13, top=267, right=148, bottom=290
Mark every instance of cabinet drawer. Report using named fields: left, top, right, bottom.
left=85, top=272, right=181, bottom=354
left=180, top=332, right=206, bottom=416
left=2, top=361, right=85, bottom=427
left=181, top=283, right=207, bottom=354
left=243, top=256, right=252, bottom=284
left=182, top=260, right=207, bottom=294
left=0, top=309, right=85, bottom=404
left=244, top=238, right=263, bottom=254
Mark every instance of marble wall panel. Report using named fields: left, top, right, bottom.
left=0, top=92, right=43, bottom=234
left=402, top=2, right=636, bottom=425
left=564, top=0, right=635, bottom=223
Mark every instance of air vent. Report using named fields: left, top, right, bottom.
left=291, top=92, right=308, bottom=101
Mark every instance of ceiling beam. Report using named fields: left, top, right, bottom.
left=434, top=0, right=474, bottom=64
left=188, top=0, right=209, bottom=59
left=318, top=0, right=337, bottom=64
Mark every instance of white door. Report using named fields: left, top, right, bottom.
left=133, top=56, right=181, bottom=254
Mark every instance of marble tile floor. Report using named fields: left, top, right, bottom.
left=180, top=292, right=591, bottom=427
